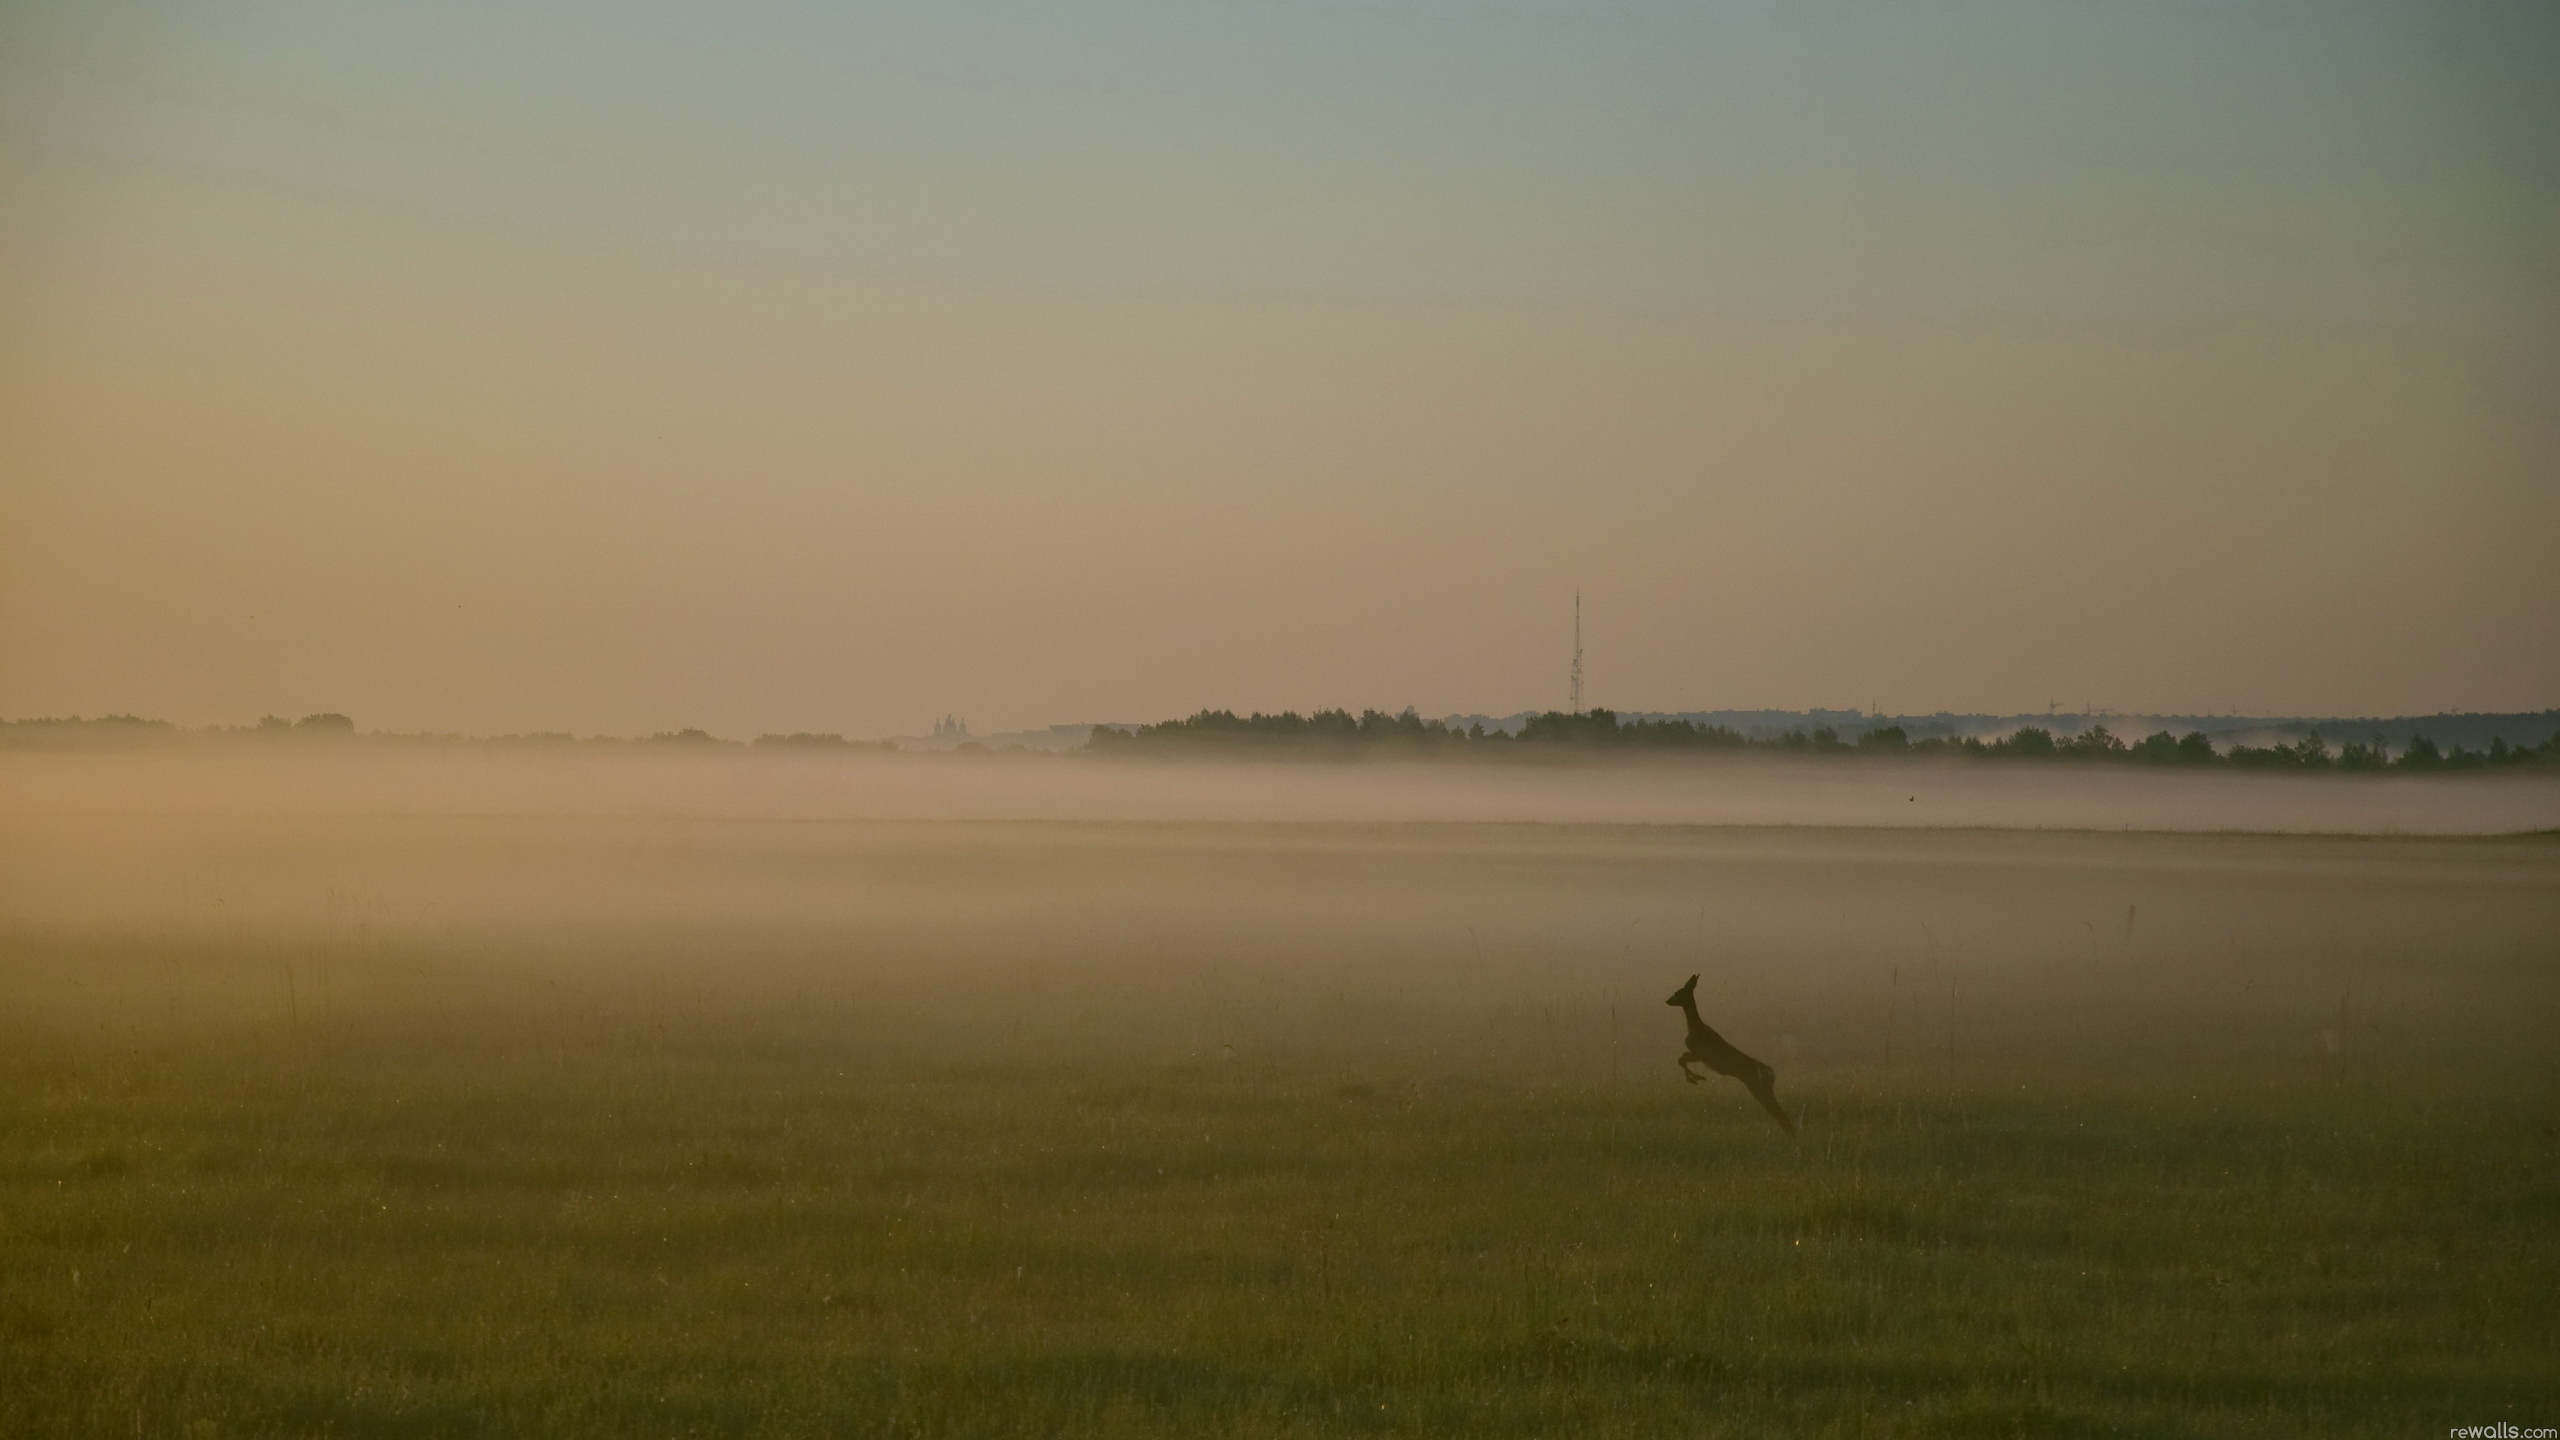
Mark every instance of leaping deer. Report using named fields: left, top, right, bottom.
left=1668, top=974, right=1796, bottom=1133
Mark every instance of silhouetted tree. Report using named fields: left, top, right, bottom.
left=2395, top=735, right=2444, bottom=771
left=1997, top=726, right=2056, bottom=757
left=2059, top=725, right=2127, bottom=760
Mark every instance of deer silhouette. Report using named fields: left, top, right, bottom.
left=1668, top=974, right=1796, bottom=1133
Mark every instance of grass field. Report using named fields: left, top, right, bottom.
left=4, top=817, right=2556, bottom=1437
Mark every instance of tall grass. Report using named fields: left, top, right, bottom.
left=4, top=1028, right=2553, bottom=1438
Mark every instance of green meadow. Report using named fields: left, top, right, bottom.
left=4, top=818, right=2555, bottom=1437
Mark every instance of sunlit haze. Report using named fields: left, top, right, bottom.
left=4, top=2, right=2555, bottom=736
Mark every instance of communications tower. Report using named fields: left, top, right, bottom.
left=1569, top=590, right=1583, bottom=714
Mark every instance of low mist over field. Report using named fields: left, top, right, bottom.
left=8, top=791, right=2555, bottom=1070
left=10, top=746, right=2552, bottom=1058
left=7, top=744, right=2560, bottom=840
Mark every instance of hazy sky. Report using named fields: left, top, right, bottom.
left=3, top=1, right=2554, bottom=736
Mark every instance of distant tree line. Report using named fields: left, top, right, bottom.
left=0, top=715, right=895, bottom=753
left=1088, top=708, right=2560, bottom=772
left=9, top=709, right=2554, bottom=772
left=259, top=713, right=354, bottom=732
left=0, top=714, right=172, bottom=732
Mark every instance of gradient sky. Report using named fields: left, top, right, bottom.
left=3, top=1, right=2555, bottom=736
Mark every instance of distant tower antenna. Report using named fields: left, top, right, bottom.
left=1569, top=590, right=1584, bottom=714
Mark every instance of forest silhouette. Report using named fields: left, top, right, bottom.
left=1090, top=707, right=2560, bottom=772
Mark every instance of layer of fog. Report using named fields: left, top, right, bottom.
left=7, top=813, right=2553, bottom=1079
left=12, top=748, right=2550, bottom=1081
left=8, top=747, right=2559, bottom=834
